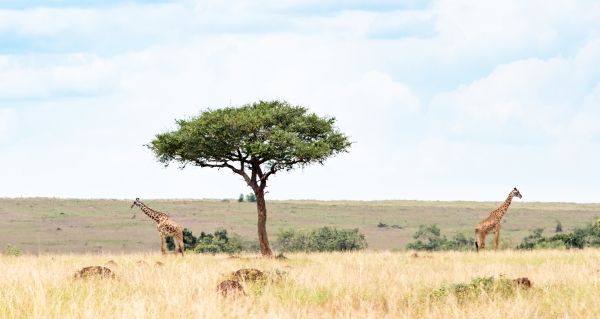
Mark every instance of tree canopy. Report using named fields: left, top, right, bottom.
left=148, top=100, right=351, bottom=180
left=147, top=100, right=352, bottom=256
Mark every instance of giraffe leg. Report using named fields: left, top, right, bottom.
left=177, top=235, right=185, bottom=257
left=173, top=237, right=179, bottom=256
left=159, top=233, right=166, bottom=256
left=480, top=233, right=486, bottom=251
left=494, top=231, right=500, bottom=252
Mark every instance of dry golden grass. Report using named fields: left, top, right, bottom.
left=1, top=250, right=600, bottom=318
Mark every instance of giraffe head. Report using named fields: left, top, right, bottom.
left=130, top=198, right=142, bottom=209
left=511, top=188, right=522, bottom=199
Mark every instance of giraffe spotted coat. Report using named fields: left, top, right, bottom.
left=131, top=198, right=185, bottom=256
left=475, top=188, right=522, bottom=252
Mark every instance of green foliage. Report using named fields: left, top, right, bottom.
left=3, top=244, right=22, bottom=256
left=147, top=100, right=353, bottom=174
left=515, top=228, right=544, bottom=250
left=177, top=233, right=260, bottom=253
left=534, top=239, right=567, bottom=250
left=193, top=229, right=243, bottom=254
left=276, top=226, right=368, bottom=252
left=275, top=252, right=287, bottom=259
left=405, top=224, right=475, bottom=251
left=165, top=236, right=174, bottom=250
left=412, top=224, right=440, bottom=238
left=517, top=222, right=600, bottom=250
left=431, top=275, right=517, bottom=302
left=183, top=228, right=197, bottom=250
left=246, top=193, right=257, bottom=202
left=238, top=194, right=244, bottom=202
left=555, top=220, right=563, bottom=233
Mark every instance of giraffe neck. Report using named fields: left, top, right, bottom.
left=137, top=202, right=166, bottom=223
left=492, top=194, right=514, bottom=220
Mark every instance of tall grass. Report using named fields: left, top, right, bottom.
left=1, top=250, right=599, bottom=318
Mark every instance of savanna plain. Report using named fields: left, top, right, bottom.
left=2, top=198, right=600, bottom=318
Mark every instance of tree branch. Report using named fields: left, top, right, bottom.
left=194, top=161, right=227, bottom=169
left=261, top=160, right=302, bottom=181
left=195, top=159, right=247, bottom=179
left=252, top=158, right=264, bottom=180
left=237, top=150, right=245, bottom=173
left=198, top=152, right=253, bottom=191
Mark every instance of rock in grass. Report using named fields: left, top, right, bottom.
left=135, top=260, right=148, bottom=266
left=74, top=266, right=115, bottom=279
left=410, top=252, right=432, bottom=258
left=217, top=280, right=245, bottom=297
left=512, top=277, right=532, bottom=289
left=231, top=268, right=265, bottom=282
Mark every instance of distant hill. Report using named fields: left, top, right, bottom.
left=1, top=198, right=598, bottom=253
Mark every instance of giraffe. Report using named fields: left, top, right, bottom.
left=131, top=198, right=185, bottom=257
left=475, top=188, right=522, bottom=252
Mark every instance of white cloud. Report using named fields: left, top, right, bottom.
left=0, top=54, right=118, bottom=99
left=1, top=1, right=600, bottom=202
left=0, top=109, right=17, bottom=143
left=428, top=39, right=600, bottom=142
left=343, top=71, right=419, bottom=112
left=570, top=82, right=600, bottom=138
left=571, top=113, right=600, bottom=137
left=434, top=1, right=600, bottom=55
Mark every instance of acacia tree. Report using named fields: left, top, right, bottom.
left=147, top=100, right=352, bottom=257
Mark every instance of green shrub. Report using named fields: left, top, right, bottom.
left=516, top=228, right=544, bottom=250
left=405, top=224, right=475, bottom=251
left=517, top=222, right=600, bottom=250
left=555, top=220, right=563, bottom=233
left=193, top=229, right=243, bottom=254
left=238, top=194, right=244, bottom=202
left=4, top=244, right=22, bottom=256
left=246, top=193, right=257, bottom=202
left=534, top=239, right=567, bottom=250
left=276, top=226, right=368, bottom=252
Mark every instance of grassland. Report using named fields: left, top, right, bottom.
left=1, top=250, right=599, bottom=318
left=1, top=198, right=599, bottom=254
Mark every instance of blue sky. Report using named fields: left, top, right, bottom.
left=1, top=0, right=600, bottom=202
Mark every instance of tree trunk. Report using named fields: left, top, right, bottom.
left=255, top=189, right=273, bottom=258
